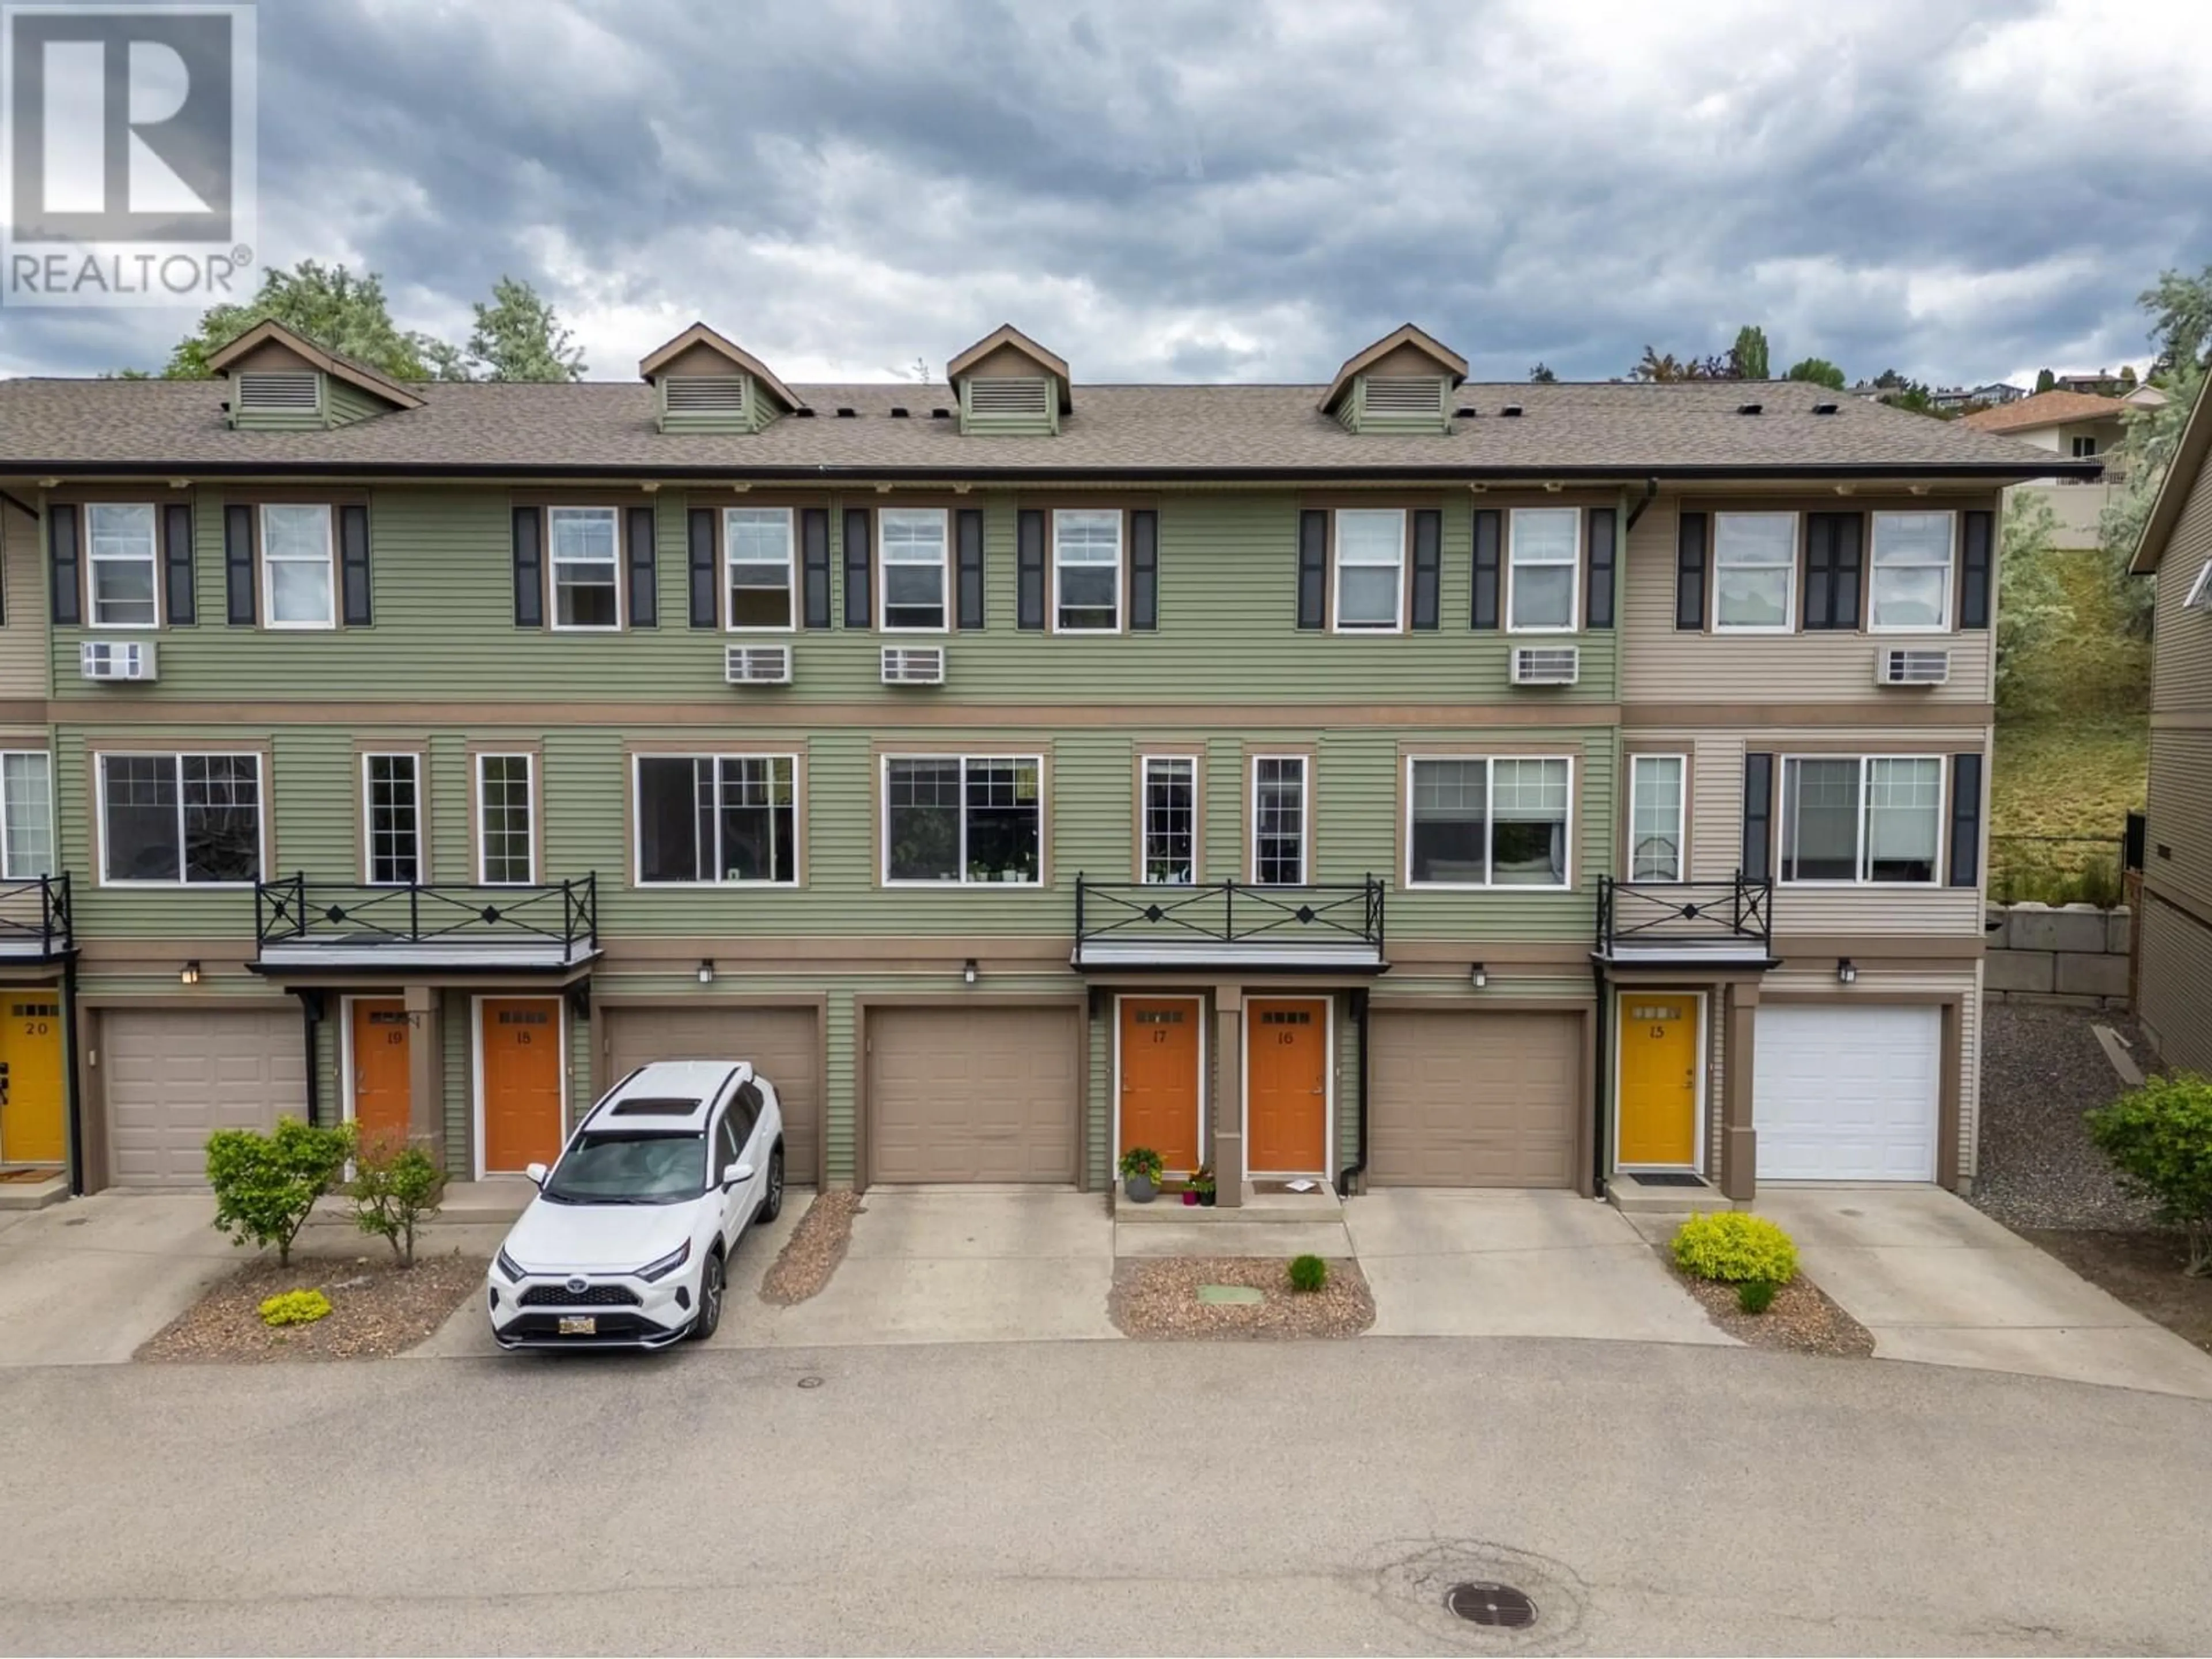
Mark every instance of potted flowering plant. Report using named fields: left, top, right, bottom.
left=1118, top=1147, right=1165, bottom=1203
left=1191, top=1165, right=1218, bottom=1207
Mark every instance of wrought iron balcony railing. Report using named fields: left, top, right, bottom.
left=1073, top=875, right=1385, bottom=970
left=0, top=873, right=72, bottom=960
left=1596, top=872, right=1773, bottom=963
left=253, top=874, right=597, bottom=969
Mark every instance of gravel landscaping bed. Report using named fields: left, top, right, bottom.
left=1971, top=1001, right=2154, bottom=1232
left=1109, top=1256, right=1373, bottom=1340
left=759, top=1190, right=862, bottom=1305
left=138, top=1251, right=484, bottom=1362
left=1667, top=1258, right=1874, bottom=1358
left=2022, top=1229, right=2212, bottom=1356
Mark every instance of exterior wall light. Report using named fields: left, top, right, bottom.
left=1469, top=963, right=1487, bottom=988
left=963, top=959, right=979, bottom=986
left=180, top=960, right=202, bottom=986
left=697, top=958, right=714, bottom=985
left=1836, top=957, right=1857, bottom=984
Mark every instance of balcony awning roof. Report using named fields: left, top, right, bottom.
left=251, top=936, right=600, bottom=975
left=1073, top=937, right=1387, bottom=974
left=0, top=935, right=72, bottom=964
left=1593, top=940, right=1779, bottom=970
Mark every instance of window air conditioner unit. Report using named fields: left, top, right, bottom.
left=725, top=644, right=792, bottom=685
left=881, top=646, right=946, bottom=685
left=1509, top=645, right=1579, bottom=686
left=80, top=640, right=157, bottom=682
left=1876, top=647, right=1950, bottom=687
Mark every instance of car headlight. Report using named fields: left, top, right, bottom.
left=495, top=1247, right=528, bottom=1282
left=635, top=1239, right=692, bottom=1283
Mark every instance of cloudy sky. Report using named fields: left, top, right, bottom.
left=6, top=0, right=2210, bottom=387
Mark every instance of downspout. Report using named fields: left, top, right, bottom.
left=1336, top=987, right=1370, bottom=1197
left=1623, top=476, right=1660, bottom=532
left=297, top=990, right=321, bottom=1127
left=1590, top=957, right=1609, bottom=1200
left=63, top=956, right=85, bottom=1196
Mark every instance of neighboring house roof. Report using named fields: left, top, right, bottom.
left=202, top=320, right=425, bottom=410
left=1959, top=389, right=2128, bottom=434
left=2128, top=377, right=2211, bottom=574
left=0, top=375, right=2094, bottom=480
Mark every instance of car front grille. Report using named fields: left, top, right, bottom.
left=518, top=1283, right=644, bottom=1308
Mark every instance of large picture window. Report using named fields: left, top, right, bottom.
left=1053, top=510, right=1122, bottom=631
left=1628, top=754, right=1685, bottom=881
left=1869, top=513, right=1954, bottom=632
left=262, top=503, right=336, bottom=629
left=1251, top=756, right=1306, bottom=885
left=635, top=755, right=798, bottom=884
left=476, top=753, right=536, bottom=885
left=884, top=756, right=1040, bottom=884
left=0, top=752, right=53, bottom=880
left=1332, top=509, right=1404, bottom=631
left=725, top=508, right=795, bottom=630
left=1780, top=755, right=1942, bottom=884
left=880, top=509, right=949, bottom=631
left=363, top=752, right=422, bottom=885
left=1406, top=755, right=1573, bottom=888
left=87, top=503, right=159, bottom=628
left=1141, top=755, right=1196, bottom=884
left=548, top=507, right=622, bottom=630
left=1712, top=513, right=1796, bottom=632
left=99, top=753, right=260, bottom=885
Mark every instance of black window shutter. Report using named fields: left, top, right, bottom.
left=162, top=502, right=195, bottom=626
left=1471, top=508, right=1501, bottom=630
left=1803, top=513, right=1835, bottom=630
left=1130, top=509, right=1158, bottom=631
left=1411, top=508, right=1441, bottom=630
left=687, top=508, right=717, bottom=628
left=801, top=507, right=831, bottom=629
left=225, top=503, right=257, bottom=626
left=1742, top=752, right=1774, bottom=882
left=47, top=504, right=80, bottom=626
left=1586, top=506, right=1616, bottom=630
left=1017, top=509, right=1046, bottom=630
left=339, top=504, right=372, bottom=627
left=510, top=506, right=543, bottom=628
left=1676, top=511, right=1707, bottom=631
left=624, top=505, right=656, bottom=628
left=1831, top=512, right=1862, bottom=630
left=956, top=507, right=985, bottom=630
left=1297, top=509, right=1328, bottom=630
left=1949, top=753, right=1983, bottom=887
left=843, top=507, right=871, bottom=628
left=1960, top=510, right=1993, bottom=630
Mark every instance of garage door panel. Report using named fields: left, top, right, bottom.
left=1369, top=1011, right=1579, bottom=1188
left=604, top=1006, right=819, bottom=1184
left=870, top=1008, right=1078, bottom=1184
left=106, top=1009, right=305, bottom=1188
left=1754, top=1006, right=1938, bottom=1181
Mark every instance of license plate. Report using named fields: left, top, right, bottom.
left=558, top=1316, right=596, bottom=1336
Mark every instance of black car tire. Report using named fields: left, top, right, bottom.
left=756, top=1142, right=786, bottom=1225
left=691, top=1249, right=725, bottom=1342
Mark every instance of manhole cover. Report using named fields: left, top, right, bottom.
left=797, top=1376, right=824, bottom=1389
left=1196, top=1284, right=1264, bottom=1305
left=1447, top=1582, right=1536, bottom=1628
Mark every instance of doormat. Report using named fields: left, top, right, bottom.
left=1626, top=1172, right=1709, bottom=1188
left=0, top=1166, right=58, bottom=1183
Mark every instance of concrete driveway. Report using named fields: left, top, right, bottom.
left=0, top=1194, right=237, bottom=1366
left=1343, top=1188, right=1732, bottom=1345
left=1756, top=1186, right=2212, bottom=1399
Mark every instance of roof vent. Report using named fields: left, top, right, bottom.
left=968, top=378, right=1051, bottom=417
left=663, top=376, right=747, bottom=415
left=1737, top=402, right=1764, bottom=415
left=1454, top=406, right=1478, bottom=419
left=236, top=370, right=320, bottom=414
left=835, top=407, right=857, bottom=419
left=1499, top=404, right=1524, bottom=418
left=794, top=407, right=816, bottom=418
left=889, top=407, right=909, bottom=418
left=1812, top=402, right=1839, bottom=415
left=931, top=408, right=952, bottom=420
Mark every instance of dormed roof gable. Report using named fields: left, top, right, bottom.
left=636, top=323, right=806, bottom=414
left=1320, top=324, right=1468, bottom=414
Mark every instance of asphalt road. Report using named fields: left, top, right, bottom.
left=2, top=1337, right=2207, bottom=1656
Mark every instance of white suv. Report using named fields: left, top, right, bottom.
left=486, top=1060, right=785, bottom=1350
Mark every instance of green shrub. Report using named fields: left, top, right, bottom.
left=349, top=1139, right=445, bottom=1267
left=258, top=1289, right=332, bottom=1327
left=1671, top=1212, right=1798, bottom=1285
left=2087, top=1073, right=2212, bottom=1276
left=206, top=1116, right=355, bottom=1268
left=1287, top=1253, right=1328, bottom=1294
left=1736, top=1279, right=1778, bottom=1316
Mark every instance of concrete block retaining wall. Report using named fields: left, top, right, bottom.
left=1984, top=902, right=2132, bottom=1010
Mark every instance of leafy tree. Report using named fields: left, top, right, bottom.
left=159, top=260, right=444, bottom=381
left=2119, top=363, right=2138, bottom=389
left=205, top=1116, right=355, bottom=1268
left=2098, top=357, right=2206, bottom=639
left=2141, top=263, right=2212, bottom=375
left=1783, top=357, right=1846, bottom=391
left=1528, top=362, right=1556, bottom=383
left=2086, top=1074, right=2212, bottom=1276
left=2034, top=367, right=2056, bottom=393
left=1629, top=346, right=1736, bottom=382
left=1993, top=490, right=2071, bottom=717
left=349, top=1139, right=445, bottom=1267
left=1730, top=324, right=1770, bottom=380
left=437, top=276, right=586, bottom=382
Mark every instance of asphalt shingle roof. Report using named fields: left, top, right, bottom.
left=1960, top=389, right=2128, bottom=434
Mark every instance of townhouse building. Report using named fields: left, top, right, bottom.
left=0, top=319, right=2088, bottom=1207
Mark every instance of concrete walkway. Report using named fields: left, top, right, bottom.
left=1756, top=1186, right=2212, bottom=1400
left=0, top=1194, right=238, bottom=1365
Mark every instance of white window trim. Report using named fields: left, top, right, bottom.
left=94, top=751, right=264, bottom=889
left=1330, top=507, right=1406, bottom=634
left=1248, top=753, right=1309, bottom=887
left=2184, top=560, right=2212, bottom=610
left=1051, top=509, right=1124, bottom=634
left=1139, top=752, right=1200, bottom=885
left=879, top=753, right=1045, bottom=888
left=0, top=749, right=54, bottom=882
left=547, top=506, right=624, bottom=633
left=259, top=503, right=337, bottom=631
left=361, top=751, right=426, bottom=887
left=475, top=752, right=537, bottom=886
left=630, top=752, right=802, bottom=888
left=1505, top=506, right=1581, bottom=634
left=85, top=502, right=161, bottom=631
left=1868, top=510, right=1957, bottom=635
left=724, top=506, right=797, bottom=634
left=1710, top=511, right=1799, bottom=635
left=1777, top=753, right=1947, bottom=888
left=877, top=507, right=950, bottom=634
left=1627, top=753, right=1688, bottom=884
left=1402, top=753, right=1577, bottom=891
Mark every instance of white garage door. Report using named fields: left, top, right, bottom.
left=105, top=1007, right=306, bottom=1188
left=1753, top=1005, right=1939, bottom=1181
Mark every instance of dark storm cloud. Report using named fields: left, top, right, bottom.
left=5, top=0, right=2206, bottom=385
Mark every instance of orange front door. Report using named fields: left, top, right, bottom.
left=481, top=997, right=563, bottom=1173
left=1247, top=998, right=1327, bottom=1174
left=1120, top=997, right=1202, bottom=1173
left=350, top=998, right=412, bottom=1159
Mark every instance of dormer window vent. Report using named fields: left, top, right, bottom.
left=237, top=371, right=321, bottom=416
left=931, top=407, right=952, bottom=420
left=889, top=406, right=910, bottom=418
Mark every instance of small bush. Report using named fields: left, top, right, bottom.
left=206, top=1116, right=355, bottom=1268
left=1736, top=1279, right=1778, bottom=1316
left=349, top=1139, right=445, bottom=1267
left=1287, top=1253, right=1328, bottom=1294
left=1118, top=1147, right=1164, bottom=1184
left=2087, top=1073, right=2212, bottom=1276
left=1672, top=1212, right=1798, bottom=1285
left=258, top=1289, right=332, bottom=1327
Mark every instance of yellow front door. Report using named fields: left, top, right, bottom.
left=0, top=994, right=66, bottom=1165
left=1617, top=994, right=1698, bottom=1167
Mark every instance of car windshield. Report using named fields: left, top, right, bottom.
left=543, top=1130, right=706, bottom=1205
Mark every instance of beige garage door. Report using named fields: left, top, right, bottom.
left=603, top=1005, right=820, bottom=1185
left=1368, top=1010, right=1580, bottom=1187
left=104, top=1007, right=306, bottom=1188
left=869, top=1006, right=1078, bottom=1184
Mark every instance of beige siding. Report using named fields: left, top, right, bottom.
left=2149, top=453, right=2212, bottom=711
left=0, top=503, right=47, bottom=699
left=2138, top=895, right=2212, bottom=1076
left=2145, top=729, right=2212, bottom=919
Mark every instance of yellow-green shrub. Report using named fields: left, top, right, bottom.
left=1671, top=1213, right=1797, bottom=1285
left=259, top=1289, right=332, bottom=1327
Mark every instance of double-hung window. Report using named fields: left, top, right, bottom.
left=1054, top=510, right=1122, bottom=631
left=1332, top=509, right=1404, bottom=631
left=1251, top=756, right=1306, bottom=885
left=884, top=756, right=1041, bottom=884
left=1507, top=507, right=1578, bottom=631
left=880, top=509, right=949, bottom=631
left=549, top=507, right=622, bottom=630
left=0, top=752, right=54, bottom=880
left=476, top=753, right=536, bottom=885
left=1869, top=513, right=1954, bottom=631
left=1712, top=513, right=1796, bottom=632
left=363, top=753, right=423, bottom=885
left=1628, top=754, right=1685, bottom=881
left=262, top=504, right=335, bottom=628
left=87, top=503, right=159, bottom=628
left=1406, top=756, right=1572, bottom=888
left=725, top=508, right=795, bottom=630
left=1779, top=755, right=1942, bottom=884
left=635, top=754, right=798, bottom=884
left=98, top=753, right=260, bottom=885
left=1141, top=756, right=1196, bottom=884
